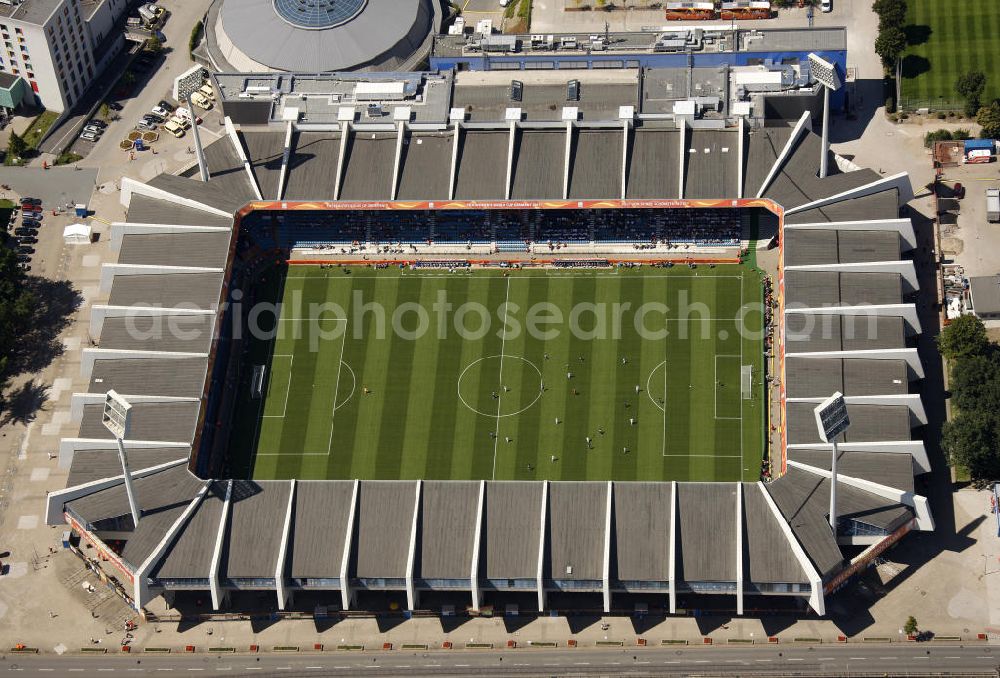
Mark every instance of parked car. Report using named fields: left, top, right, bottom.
left=87, top=119, right=108, bottom=129
left=157, top=100, right=175, bottom=112
left=168, top=115, right=190, bottom=129
left=16, top=254, right=29, bottom=263
left=135, top=121, right=157, bottom=131
left=189, top=92, right=212, bottom=110
left=14, top=227, right=37, bottom=237
left=107, top=101, right=123, bottom=112
left=20, top=197, right=40, bottom=207
left=79, top=131, right=99, bottom=142
left=163, top=119, right=185, bottom=138
left=17, top=235, right=37, bottom=244
left=83, top=125, right=104, bottom=135
left=143, top=111, right=165, bottom=121
left=198, top=84, right=216, bottom=101
left=16, top=245, right=34, bottom=255
left=820, top=0, right=831, bottom=10
left=173, top=106, right=201, bottom=124
left=953, top=182, right=966, bottom=199
left=151, top=106, right=170, bottom=118
left=22, top=214, right=41, bottom=222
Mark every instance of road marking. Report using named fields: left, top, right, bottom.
left=787, top=658, right=803, bottom=661
left=574, top=662, right=591, bottom=666
left=819, top=657, right=835, bottom=660
left=944, top=656, right=961, bottom=659
left=849, top=657, right=865, bottom=660
left=755, top=659, right=772, bottom=662
left=881, top=656, right=897, bottom=659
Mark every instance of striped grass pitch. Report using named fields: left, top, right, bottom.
left=230, top=265, right=766, bottom=482
left=900, top=0, right=1000, bottom=106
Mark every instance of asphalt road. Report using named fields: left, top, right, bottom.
left=2, top=644, right=999, bottom=676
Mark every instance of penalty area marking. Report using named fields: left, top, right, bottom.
left=261, top=354, right=293, bottom=418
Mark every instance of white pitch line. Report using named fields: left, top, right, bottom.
left=491, top=276, right=512, bottom=480
left=325, top=318, right=350, bottom=457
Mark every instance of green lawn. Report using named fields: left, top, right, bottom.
left=230, top=265, right=766, bottom=483
left=900, top=0, right=1000, bottom=110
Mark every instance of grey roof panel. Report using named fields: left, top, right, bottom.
left=784, top=271, right=902, bottom=308
left=283, top=132, right=340, bottom=201
left=788, top=449, right=915, bottom=492
left=626, top=128, right=679, bottom=199
left=153, top=481, right=226, bottom=580
left=98, top=314, right=215, bottom=354
left=569, top=129, right=622, bottom=200
left=241, top=131, right=287, bottom=201
left=89, top=357, right=208, bottom=398
left=742, top=483, right=808, bottom=585
left=785, top=357, right=909, bottom=398
left=785, top=315, right=905, bottom=353
left=182, top=138, right=256, bottom=202
left=67, top=447, right=189, bottom=487
left=744, top=125, right=790, bottom=199
left=483, top=481, right=542, bottom=579
left=453, top=82, right=637, bottom=122
left=419, top=480, right=479, bottom=580
left=612, top=482, right=671, bottom=582
left=512, top=130, right=565, bottom=200
left=677, top=483, right=737, bottom=582
left=397, top=133, right=452, bottom=201
left=786, top=403, right=912, bottom=445
left=684, top=130, right=737, bottom=200
left=353, top=481, right=418, bottom=579
left=290, top=480, right=356, bottom=579
left=126, top=194, right=234, bottom=228
left=783, top=189, right=900, bottom=224
left=78, top=401, right=201, bottom=444
left=107, top=272, right=223, bottom=311
left=455, top=131, right=507, bottom=200
left=764, top=133, right=881, bottom=209
left=340, top=134, right=395, bottom=200
left=785, top=229, right=900, bottom=267
left=223, top=480, right=292, bottom=579
left=118, top=232, right=232, bottom=269
left=146, top=174, right=247, bottom=215
left=547, top=482, right=607, bottom=581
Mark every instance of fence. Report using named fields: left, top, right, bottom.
left=898, top=96, right=967, bottom=113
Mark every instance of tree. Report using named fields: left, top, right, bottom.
left=873, top=0, right=906, bottom=30
left=874, top=25, right=906, bottom=68
left=937, top=314, right=988, bottom=361
left=977, top=102, right=1000, bottom=139
left=903, top=616, right=919, bottom=636
left=98, top=102, right=110, bottom=121
left=942, top=409, right=1000, bottom=481
left=6, top=131, right=26, bottom=159
left=146, top=36, right=162, bottom=53
left=923, top=128, right=953, bottom=148
left=956, top=71, right=986, bottom=117
left=0, top=242, right=35, bottom=391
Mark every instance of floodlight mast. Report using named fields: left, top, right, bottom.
left=813, top=391, right=850, bottom=535
left=102, top=390, right=141, bottom=528
left=188, top=92, right=210, bottom=183
left=807, top=53, right=842, bottom=180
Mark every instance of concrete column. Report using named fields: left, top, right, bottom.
left=449, top=123, right=461, bottom=201
left=602, top=481, right=613, bottom=614
left=188, top=94, right=210, bottom=183
left=470, top=480, right=485, bottom=611
left=536, top=481, right=548, bottom=612
left=391, top=121, right=406, bottom=200
left=737, top=116, right=745, bottom=199
left=276, top=120, right=293, bottom=201
left=819, top=86, right=830, bottom=179
left=668, top=481, right=677, bottom=614
left=677, top=118, right=686, bottom=199
left=405, top=480, right=422, bottom=611
left=275, top=480, right=296, bottom=611
left=505, top=120, right=517, bottom=201
left=620, top=120, right=629, bottom=200
left=735, top=482, right=744, bottom=616
left=209, top=480, right=233, bottom=611
left=563, top=121, right=573, bottom=200
left=340, top=480, right=359, bottom=611
left=333, top=122, right=352, bottom=201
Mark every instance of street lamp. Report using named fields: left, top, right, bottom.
left=102, top=390, right=141, bottom=528
left=814, top=391, right=850, bottom=534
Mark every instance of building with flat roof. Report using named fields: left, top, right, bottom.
left=969, top=275, right=1000, bottom=320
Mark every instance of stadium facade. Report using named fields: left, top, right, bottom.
left=46, top=51, right=933, bottom=619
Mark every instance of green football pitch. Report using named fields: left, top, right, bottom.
left=230, top=265, right=766, bottom=483
left=900, top=0, right=1000, bottom=109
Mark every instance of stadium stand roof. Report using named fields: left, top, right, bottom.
left=289, top=480, right=355, bottom=581
left=626, top=128, right=680, bottom=199
left=786, top=403, right=913, bottom=445
left=513, top=131, right=566, bottom=201
left=785, top=357, right=909, bottom=398
left=78, top=401, right=202, bottom=444
left=742, top=483, right=809, bottom=586
left=98, top=314, right=216, bottom=354
left=547, top=482, right=608, bottom=582
left=241, top=131, right=285, bottom=201
left=484, top=482, right=542, bottom=580
left=353, top=481, right=418, bottom=580
left=419, top=481, right=480, bottom=581
left=570, top=129, right=623, bottom=200
left=152, top=481, right=226, bottom=581
left=397, top=133, right=453, bottom=201
left=612, top=482, right=671, bottom=583
left=222, top=480, right=292, bottom=580
left=784, top=271, right=903, bottom=307
left=125, top=194, right=234, bottom=228
left=685, top=130, right=738, bottom=200
left=107, top=272, right=224, bottom=312
left=118, top=232, right=232, bottom=268
left=783, top=229, right=902, bottom=266
left=455, top=131, right=508, bottom=200
left=67, top=447, right=190, bottom=487
left=785, top=315, right=906, bottom=353
left=341, top=134, right=397, bottom=201
left=676, top=483, right=737, bottom=583
left=88, top=357, right=209, bottom=399
left=283, top=132, right=341, bottom=201
left=787, top=449, right=914, bottom=493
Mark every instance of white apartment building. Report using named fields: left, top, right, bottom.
left=0, top=0, right=126, bottom=112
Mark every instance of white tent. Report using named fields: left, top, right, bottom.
left=63, top=223, right=91, bottom=245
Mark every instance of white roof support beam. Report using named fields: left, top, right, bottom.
left=448, top=123, right=461, bottom=201
left=505, top=120, right=517, bottom=201
left=783, top=219, right=917, bottom=251
left=602, top=481, right=613, bottom=614
left=788, top=393, right=927, bottom=425
left=340, top=480, right=359, bottom=611
left=677, top=117, right=686, bottom=199
left=737, top=116, right=745, bottom=199
left=44, top=457, right=188, bottom=525
left=276, top=120, right=294, bottom=201
left=209, top=480, right=233, bottom=611
left=333, top=122, right=351, bottom=201
left=785, top=260, right=919, bottom=292
left=756, top=110, right=811, bottom=198
left=757, top=483, right=825, bottom=615
left=470, top=480, right=485, bottom=612
left=620, top=120, right=629, bottom=200
left=788, top=461, right=934, bottom=531
left=785, top=347, right=924, bottom=379
left=785, top=171, right=914, bottom=215
left=668, top=481, right=677, bottom=614
left=390, top=121, right=405, bottom=201
left=788, top=440, right=930, bottom=474
left=405, top=480, right=422, bottom=611
left=735, top=482, right=744, bottom=616
left=785, top=304, right=922, bottom=335
left=536, top=480, right=548, bottom=612
left=135, top=483, right=210, bottom=610
left=224, top=117, right=263, bottom=201
left=275, top=479, right=296, bottom=611
left=562, top=121, right=573, bottom=200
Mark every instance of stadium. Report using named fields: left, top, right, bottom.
left=46, top=45, right=933, bottom=620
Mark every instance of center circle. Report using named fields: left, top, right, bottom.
left=272, top=0, right=367, bottom=30
left=458, top=355, right=543, bottom=418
